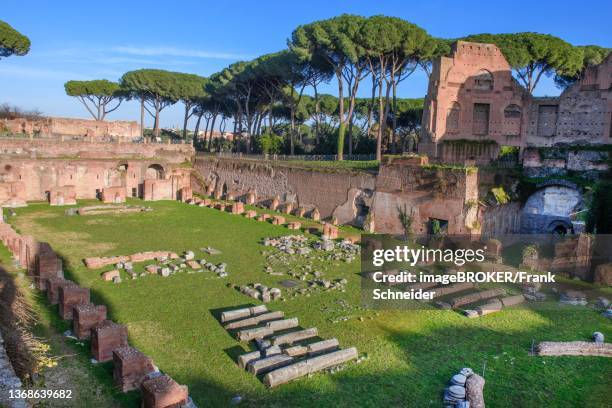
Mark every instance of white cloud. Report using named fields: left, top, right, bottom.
left=111, top=45, right=252, bottom=60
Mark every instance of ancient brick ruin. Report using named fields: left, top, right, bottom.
left=0, top=116, right=140, bottom=141
left=420, top=41, right=612, bottom=168
left=0, top=139, right=193, bottom=206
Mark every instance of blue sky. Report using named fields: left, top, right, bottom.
left=1, top=0, right=610, bottom=129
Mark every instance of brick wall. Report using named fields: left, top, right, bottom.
left=0, top=116, right=140, bottom=140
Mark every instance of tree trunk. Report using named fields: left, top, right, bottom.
left=193, top=113, right=203, bottom=147
left=182, top=104, right=190, bottom=139
left=154, top=98, right=161, bottom=139
left=348, top=117, right=353, bottom=156
left=367, top=76, right=376, bottom=137
left=313, top=86, right=320, bottom=146
left=376, top=76, right=384, bottom=161
left=383, top=81, right=392, bottom=152
left=392, top=80, right=398, bottom=152
left=336, top=71, right=345, bottom=160
left=290, top=107, right=295, bottom=156
left=140, top=98, right=145, bottom=139
left=208, top=112, right=218, bottom=151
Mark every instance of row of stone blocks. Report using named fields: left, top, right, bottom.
left=44, top=274, right=190, bottom=406
left=0, top=215, right=191, bottom=408
left=196, top=197, right=340, bottom=239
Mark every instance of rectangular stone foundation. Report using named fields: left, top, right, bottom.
left=113, top=346, right=154, bottom=392
left=59, top=285, right=90, bottom=320
left=141, top=374, right=188, bottom=408
left=101, top=186, right=126, bottom=204
left=73, top=303, right=107, bottom=339
left=49, top=185, right=77, bottom=206
left=46, top=278, right=76, bottom=305
left=37, top=243, right=62, bottom=289
left=91, top=320, right=128, bottom=362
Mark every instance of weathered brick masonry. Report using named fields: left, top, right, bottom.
left=420, top=42, right=612, bottom=168
left=0, top=139, right=193, bottom=205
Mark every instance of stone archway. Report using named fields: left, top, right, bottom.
left=522, top=181, right=582, bottom=234
left=145, top=164, right=165, bottom=180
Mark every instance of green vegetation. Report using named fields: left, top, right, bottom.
left=64, top=80, right=125, bottom=121
left=5, top=200, right=610, bottom=407
left=491, top=186, right=511, bottom=205
left=587, top=179, right=612, bottom=233
left=461, top=33, right=584, bottom=93
left=0, top=20, right=30, bottom=59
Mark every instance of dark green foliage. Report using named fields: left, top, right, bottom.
left=0, top=20, right=30, bottom=59
left=587, top=179, right=612, bottom=233
left=461, top=32, right=584, bottom=93
left=64, top=80, right=125, bottom=120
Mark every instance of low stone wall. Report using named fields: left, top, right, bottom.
left=522, top=147, right=609, bottom=178
left=0, top=158, right=192, bottom=204
left=193, top=156, right=376, bottom=225
left=0, top=222, right=191, bottom=406
left=1, top=117, right=140, bottom=140
left=0, top=138, right=194, bottom=163
left=371, top=158, right=479, bottom=235
left=194, top=155, right=522, bottom=236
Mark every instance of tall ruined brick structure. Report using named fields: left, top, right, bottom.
left=420, top=41, right=612, bottom=165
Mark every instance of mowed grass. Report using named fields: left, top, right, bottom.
left=8, top=200, right=612, bottom=408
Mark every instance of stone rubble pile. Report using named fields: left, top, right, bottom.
left=443, top=367, right=485, bottom=408
left=97, top=250, right=229, bottom=283
left=559, top=290, right=588, bottom=306
left=522, top=282, right=546, bottom=301
left=237, top=284, right=283, bottom=303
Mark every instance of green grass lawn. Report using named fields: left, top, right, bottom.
left=7, top=200, right=612, bottom=408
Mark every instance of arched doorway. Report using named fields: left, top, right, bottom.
left=522, top=182, right=582, bottom=234
left=146, top=164, right=165, bottom=179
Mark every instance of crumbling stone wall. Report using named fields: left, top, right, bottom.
left=193, top=156, right=503, bottom=235
left=371, top=157, right=479, bottom=235
left=0, top=116, right=140, bottom=140
left=420, top=41, right=611, bottom=166
left=420, top=41, right=530, bottom=162
left=0, top=138, right=193, bottom=164
left=0, top=140, right=193, bottom=204
left=193, top=157, right=376, bottom=224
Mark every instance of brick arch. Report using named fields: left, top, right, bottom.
left=145, top=164, right=165, bottom=180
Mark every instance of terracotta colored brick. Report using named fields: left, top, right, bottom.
left=49, top=185, right=77, bottom=206
left=47, top=278, right=76, bottom=305
left=282, top=203, right=293, bottom=214
left=179, top=186, right=192, bottom=202
left=269, top=196, right=280, bottom=211
left=91, top=320, right=128, bottom=362
left=256, top=213, right=270, bottom=222
left=287, top=222, right=301, bottom=230
left=231, top=201, right=244, bottom=214
left=102, top=270, right=120, bottom=281
left=37, top=242, right=62, bottom=289
left=101, top=186, right=126, bottom=204
left=323, top=223, right=339, bottom=239
left=272, top=216, right=285, bottom=225
left=141, top=375, right=188, bottom=408
left=73, top=303, right=107, bottom=339
left=59, top=285, right=90, bottom=320
left=113, top=346, right=154, bottom=392
left=244, top=210, right=257, bottom=219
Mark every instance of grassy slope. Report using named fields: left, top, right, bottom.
left=8, top=200, right=612, bottom=408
